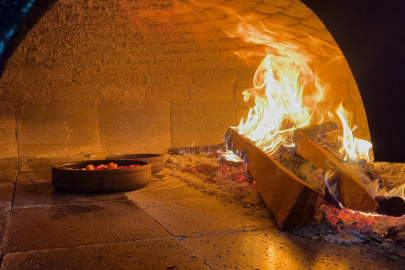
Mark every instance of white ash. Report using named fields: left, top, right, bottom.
left=164, top=146, right=405, bottom=255
left=164, top=154, right=272, bottom=219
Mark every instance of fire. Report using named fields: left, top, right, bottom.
left=215, top=150, right=243, bottom=163
left=336, top=104, right=372, bottom=162
left=230, top=23, right=319, bottom=155
left=360, top=173, right=405, bottom=200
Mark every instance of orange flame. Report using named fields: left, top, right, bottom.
left=360, top=174, right=405, bottom=200
left=336, top=104, right=372, bottom=162
left=229, top=23, right=321, bottom=155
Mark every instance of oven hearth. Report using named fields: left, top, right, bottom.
left=0, top=0, right=405, bottom=268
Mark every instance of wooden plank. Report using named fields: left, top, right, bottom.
left=223, top=128, right=324, bottom=230
left=293, top=129, right=378, bottom=212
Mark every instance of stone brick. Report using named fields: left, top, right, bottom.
left=186, top=60, right=217, bottom=69
left=199, top=6, right=229, bottom=21
left=192, top=69, right=235, bottom=85
left=262, top=0, right=292, bottom=8
left=171, top=100, right=236, bottom=146
left=313, top=30, right=336, bottom=42
left=146, top=84, right=189, bottom=101
left=312, top=101, right=342, bottom=127
left=235, top=68, right=255, bottom=88
left=271, top=28, right=300, bottom=41
left=238, top=9, right=269, bottom=21
left=98, top=101, right=171, bottom=153
left=146, top=32, right=194, bottom=44
left=72, top=68, right=143, bottom=86
left=253, top=2, right=282, bottom=14
left=283, top=2, right=313, bottom=18
left=350, top=78, right=364, bottom=102
left=53, top=83, right=100, bottom=102
left=234, top=87, right=256, bottom=107
left=210, top=39, right=241, bottom=51
left=190, top=84, right=234, bottom=101
left=287, top=23, right=320, bottom=35
left=313, top=80, right=350, bottom=102
left=222, top=0, right=260, bottom=10
left=147, top=73, right=193, bottom=87
left=0, top=67, right=23, bottom=85
left=16, top=103, right=99, bottom=156
left=267, top=14, right=300, bottom=27
left=315, top=56, right=353, bottom=81
left=294, top=35, right=324, bottom=48
left=302, top=15, right=326, bottom=30
left=0, top=103, right=17, bottom=158
left=193, top=29, right=229, bottom=42
left=23, top=67, right=73, bottom=85
left=1, top=200, right=169, bottom=253
left=236, top=106, right=250, bottom=124
left=99, top=83, right=146, bottom=103
left=1, top=83, right=52, bottom=103
left=217, top=59, right=251, bottom=69
left=1, top=237, right=208, bottom=270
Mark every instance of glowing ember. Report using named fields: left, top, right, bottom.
left=336, top=104, right=372, bottom=162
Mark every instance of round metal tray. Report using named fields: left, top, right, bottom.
left=107, top=154, right=164, bottom=174
left=52, top=160, right=151, bottom=193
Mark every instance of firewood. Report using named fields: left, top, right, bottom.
left=293, top=129, right=378, bottom=212
left=301, top=121, right=337, bottom=140
left=375, top=196, right=405, bottom=217
left=278, top=150, right=325, bottom=193
left=223, top=128, right=324, bottom=230
left=168, top=143, right=226, bottom=155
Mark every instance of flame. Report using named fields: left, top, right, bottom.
left=216, top=150, right=244, bottom=163
left=230, top=23, right=320, bottom=155
left=336, top=104, right=372, bottom=162
left=360, top=173, right=405, bottom=200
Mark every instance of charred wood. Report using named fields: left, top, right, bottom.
left=293, top=129, right=378, bottom=213
left=375, top=196, right=405, bottom=217
left=168, top=143, right=226, bottom=155
left=278, top=150, right=325, bottom=193
left=223, top=128, right=324, bottom=230
left=301, top=121, right=337, bottom=140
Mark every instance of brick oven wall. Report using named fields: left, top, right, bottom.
left=0, top=0, right=369, bottom=158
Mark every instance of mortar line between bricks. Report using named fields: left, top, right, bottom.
left=169, top=101, right=174, bottom=147
left=2, top=235, right=174, bottom=255
left=138, top=204, right=177, bottom=238
left=176, top=236, right=214, bottom=270
left=176, top=227, right=276, bottom=240
left=10, top=160, right=22, bottom=210
left=14, top=105, right=19, bottom=157
left=1, top=160, right=22, bottom=262
left=130, top=198, right=214, bottom=270
left=12, top=198, right=131, bottom=210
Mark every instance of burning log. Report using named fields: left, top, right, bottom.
left=278, top=150, right=325, bottom=193
left=375, top=196, right=405, bottom=217
left=168, top=143, right=226, bottom=155
left=301, top=121, right=337, bottom=140
left=293, top=129, right=378, bottom=212
left=223, top=128, right=324, bottom=230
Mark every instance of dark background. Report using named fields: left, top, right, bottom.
left=1, top=0, right=405, bottom=161
left=301, top=0, right=405, bottom=162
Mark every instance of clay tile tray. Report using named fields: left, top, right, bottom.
left=52, top=160, right=151, bottom=193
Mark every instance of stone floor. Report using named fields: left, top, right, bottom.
left=0, top=157, right=404, bottom=269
